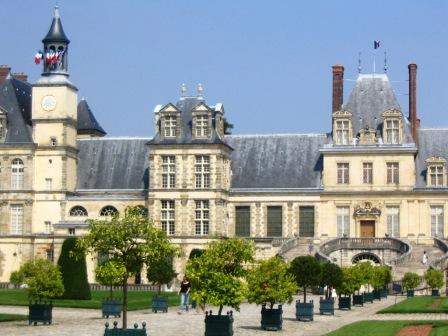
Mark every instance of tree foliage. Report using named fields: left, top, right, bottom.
left=95, top=260, right=127, bottom=298
left=246, top=256, right=297, bottom=309
left=424, top=268, right=444, bottom=290
left=289, top=256, right=322, bottom=302
left=371, top=265, right=392, bottom=290
left=402, top=272, right=420, bottom=290
left=223, top=117, right=234, bottom=135
left=353, top=262, right=374, bottom=291
left=320, top=262, right=343, bottom=289
left=336, top=266, right=362, bottom=296
left=76, top=206, right=177, bottom=329
left=146, top=256, right=176, bottom=294
left=15, top=259, right=64, bottom=300
left=9, top=270, right=23, bottom=286
left=186, top=238, right=254, bottom=315
left=58, top=237, right=91, bottom=300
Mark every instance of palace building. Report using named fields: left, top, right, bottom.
left=1, top=8, right=448, bottom=283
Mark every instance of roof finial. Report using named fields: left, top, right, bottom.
left=54, top=5, right=60, bottom=19
left=197, top=83, right=204, bottom=97
left=181, top=83, right=187, bottom=97
left=383, top=51, right=388, bottom=73
left=358, top=52, right=362, bottom=74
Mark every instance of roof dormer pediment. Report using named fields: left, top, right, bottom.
left=159, top=103, right=181, bottom=114
left=332, top=110, right=352, bottom=118
left=425, top=156, right=447, bottom=164
left=382, top=109, right=402, bottom=118
left=192, top=102, right=212, bottom=113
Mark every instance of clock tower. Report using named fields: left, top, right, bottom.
left=31, top=7, right=78, bottom=232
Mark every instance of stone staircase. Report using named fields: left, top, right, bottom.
left=393, top=242, right=445, bottom=280
left=282, top=239, right=314, bottom=261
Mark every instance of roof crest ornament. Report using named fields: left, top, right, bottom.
left=197, top=83, right=204, bottom=97
left=180, top=83, right=187, bottom=97
left=54, top=5, right=60, bottom=19
left=358, top=52, right=362, bottom=74
left=384, top=51, right=388, bottom=73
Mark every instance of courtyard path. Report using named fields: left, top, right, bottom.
left=0, top=294, right=445, bottom=336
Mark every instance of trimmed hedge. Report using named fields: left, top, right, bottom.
left=57, top=237, right=91, bottom=300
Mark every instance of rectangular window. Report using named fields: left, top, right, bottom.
left=299, top=206, right=315, bottom=237
left=386, top=119, right=399, bottom=144
left=161, top=156, right=176, bottom=189
left=337, top=163, right=349, bottom=184
left=161, top=200, right=175, bottom=235
left=362, top=162, right=373, bottom=184
left=50, top=137, right=57, bottom=146
left=431, top=206, right=444, bottom=238
left=45, top=178, right=52, bottom=191
left=336, top=206, right=350, bottom=237
left=164, top=116, right=177, bottom=137
left=336, top=120, right=349, bottom=144
left=387, top=162, right=399, bottom=184
left=44, top=221, right=52, bottom=234
left=46, top=249, right=54, bottom=262
left=267, top=206, right=282, bottom=237
left=10, top=204, right=23, bottom=234
left=235, top=206, right=250, bottom=237
left=195, top=155, right=210, bottom=189
left=195, top=200, right=209, bottom=235
left=386, top=206, right=400, bottom=237
left=68, top=228, right=76, bottom=236
left=195, top=115, right=209, bottom=138
left=429, top=166, right=444, bottom=186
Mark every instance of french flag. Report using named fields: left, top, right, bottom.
left=374, top=41, right=380, bottom=49
left=34, top=51, right=43, bottom=64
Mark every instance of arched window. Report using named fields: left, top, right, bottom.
left=11, top=159, right=24, bottom=190
left=69, top=206, right=88, bottom=217
left=352, top=252, right=381, bottom=264
left=100, top=206, right=118, bottom=217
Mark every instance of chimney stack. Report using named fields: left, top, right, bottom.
left=12, top=72, right=28, bottom=82
left=408, top=63, right=418, bottom=143
left=332, top=64, right=344, bottom=113
left=0, top=65, right=11, bottom=86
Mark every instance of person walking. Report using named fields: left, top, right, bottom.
left=422, top=251, right=428, bottom=265
left=178, top=277, right=191, bottom=314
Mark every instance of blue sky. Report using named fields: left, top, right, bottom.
left=2, top=1, right=448, bottom=136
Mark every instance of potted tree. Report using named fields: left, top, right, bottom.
left=290, top=256, right=322, bottom=321
left=95, top=260, right=126, bottom=318
left=371, top=266, right=392, bottom=300
left=424, top=268, right=444, bottom=297
left=11, top=258, right=64, bottom=325
left=186, top=237, right=254, bottom=336
left=147, top=255, right=175, bottom=313
left=353, top=262, right=374, bottom=305
left=319, top=262, right=342, bottom=315
left=402, top=272, right=420, bottom=297
left=75, top=206, right=177, bottom=333
left=336, top=266, right=360, bottom=310
left=246, top=256, right=297, bottom=331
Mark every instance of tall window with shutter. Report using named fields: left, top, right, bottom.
left=386, top=206, right=400, bottom=237
left=431, top=206, right=444, bottom=238
left=235, top=206, right=250, bottom=237
left=299, top=206, right=315, bottom=237
left=336, top=206, right=350, bottom=237
left=267, top=206, right=282, bottom=237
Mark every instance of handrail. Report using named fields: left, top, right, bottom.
left=430, top=237, right=448, bottom=270
left=316, top=237, right=411, bottom=265
left=277, top=237, right=299, bottom=256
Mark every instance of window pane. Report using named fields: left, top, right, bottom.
left=267, top=206, right=282, bottom=237
left=299, top=206, right=315, bottom=237
left=235, top=206, right=250, bottom=237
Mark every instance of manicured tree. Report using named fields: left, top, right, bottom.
left=58, top=237, right=91, bottom=300
left=186, top=237, right=254, bottom=315
left=424, top=268, right=444, bottom=290
left=146, top=256, right=175, bottom=294
left=15, top=258, right=64, bottom=300
left=76, top=206, right=177, bottom=329
left=336, top=266, right=361, bottom=297
left=289, top=255, right=322, bottom=302
left=95, top=260, right=126, bottom=298
left=402, top=272, right=420, bottom=290
left=354, top=262, right=374, bottom=292
left=9, top=270, right=24, bottom=288
left=246, top=256, right=297, bottom=309
left=320, top=262, right=343, bottom=298
left=371, top=265, right=392, bottom=291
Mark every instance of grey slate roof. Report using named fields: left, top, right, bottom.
left=415, top=128, right=448, bottom=188
left=148, top=97, right=228, bottom=147
left=344, top=74, right=414, bottom=143
left=77, top=99, right=106, bottom=136
left=0, top=77, right=34, bottom=144
left=76, top=138, right=149, bottom=190
left=226, top=134, right=327, bottom=189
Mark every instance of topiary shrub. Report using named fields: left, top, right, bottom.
left=57, top=237, right=91, bottom=300
left=424, top=268, right=444, bottom=290
left=290, top=255, right=322, bottom=302
left=402, top=272, right=420, bottom=290
left=320, top=262, right=343, bottom=298
left=147, top=256, right=176, bottom=294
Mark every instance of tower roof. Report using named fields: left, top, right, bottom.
left=77, top=99, right=106, bottom=136
left=42, top=6, right=70, bottom=44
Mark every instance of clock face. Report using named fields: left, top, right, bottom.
left=41, top=95, right=57, bottom=111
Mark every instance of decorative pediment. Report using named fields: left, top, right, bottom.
left=192, top=102, right=212, bottom=113
left=425, top=156, right=447, bottom=165
left=382, top=109, right=402, bottom=118
left=332, top=110, right=352, bottom=118
left=358, top=127, right=377, bottom=145
left=159, top=103, right=181, bottom=114
left=354, top=202, right=381, bottom=218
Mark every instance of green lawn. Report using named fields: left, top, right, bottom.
left=378, top=296, right=448, bottom=314
left=0, top=313, right=28, bottom=322
left=0, top=289, right=178, bottom=311
left=327, top=321, right=448, bottom=336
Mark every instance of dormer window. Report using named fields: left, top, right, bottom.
left=195, top=115, right=209, bottom=138
left=426, top=157, right=446, bottom=187
left=0, top=110, right=6, bottom=143
left=164, top=116, right=177, bottom=137
left=332, top=110, right=352, bottom=145
left=382, top=109, right=403, bottom=144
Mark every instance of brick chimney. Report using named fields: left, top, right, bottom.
left=408, top=63, right=418, bottom=143
left=12, top=72, right=28, bottom=82
left=332, top=64, right=344, bottom=113
left=0, top=65, right=11, bottom=86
